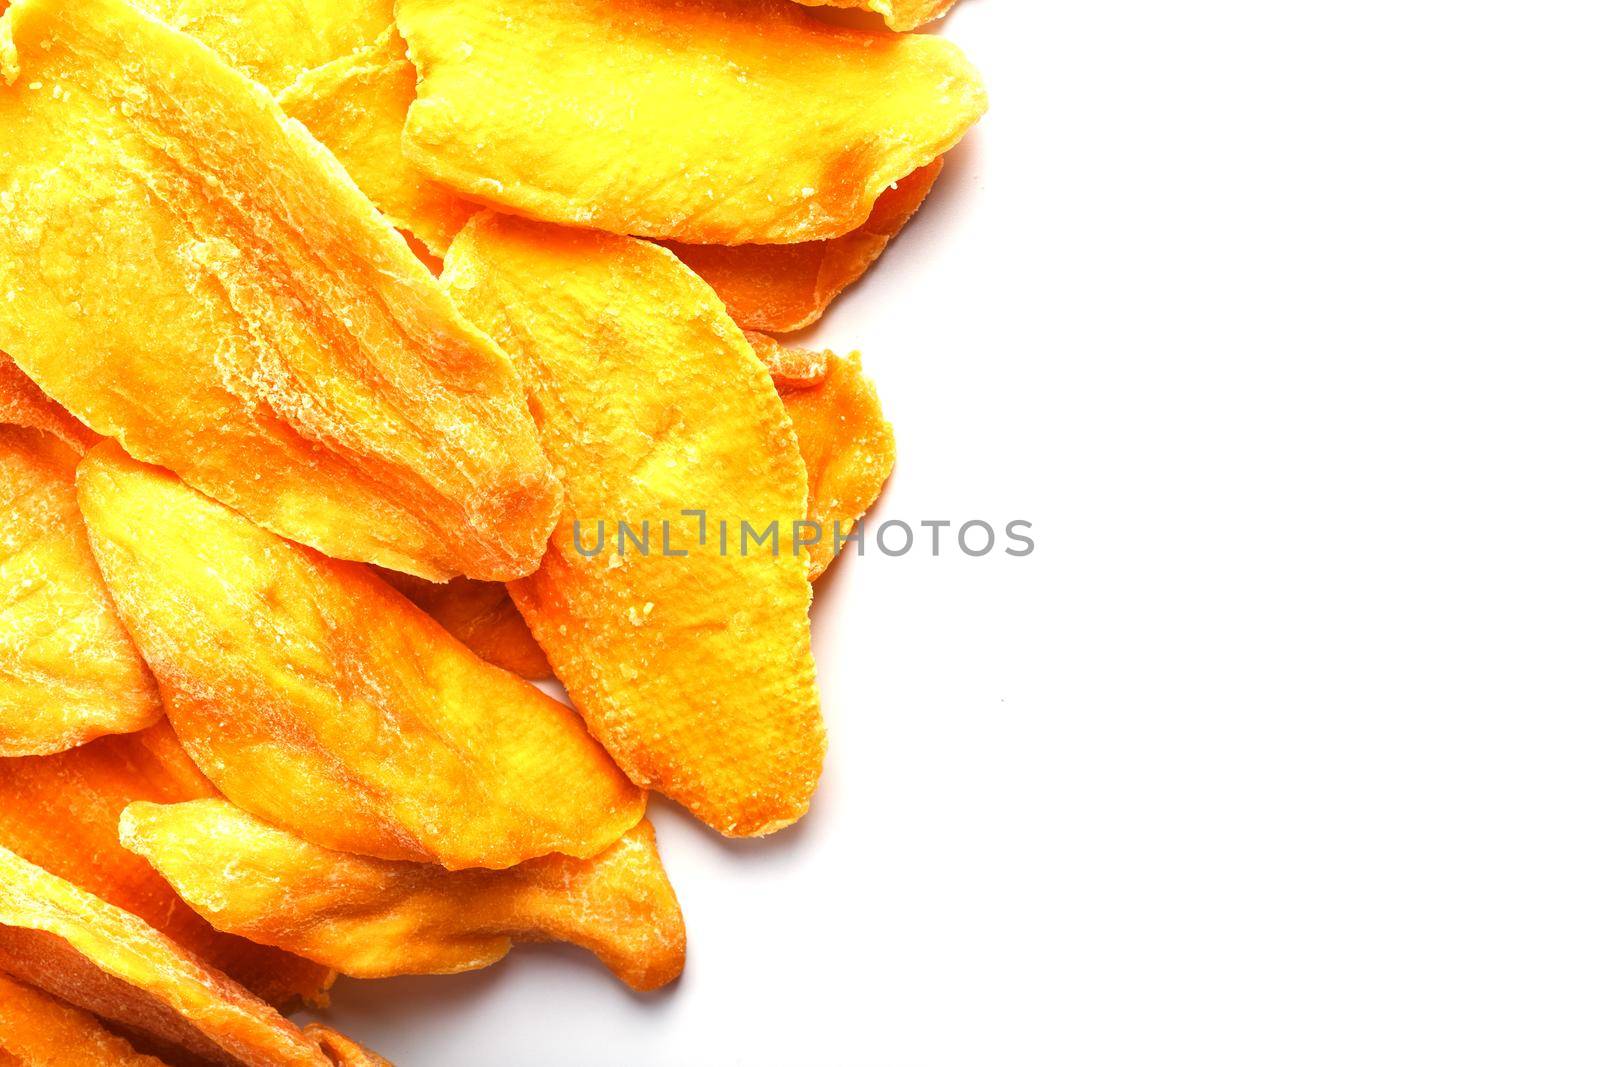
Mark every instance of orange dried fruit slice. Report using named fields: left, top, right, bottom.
left=790, top=0, right=957, bottom=32
left=77, top=444, right=645, bottom=870
left=0, top=352, right=97, bottom=454
left=0, top=972, right=165, bottom=1066
left=0, top=843, right=344, bottom=1066
left=379, top=572, right=552, bottom=681
left=0, top=723, right=335, bottom=1009
left=301, top=1025, right=394, bottom=1067
left=126, top=0, right=391, bottom=93
left=0, top=426, right=163, bottom=757
left=757, top=343, right=898, bottom=579
left=666, top=160, right=944, bottom=333
left=276, top=28, right=475, bottom=260
left=444, top=214, right=825, bottom=837
left=122, top=799, right=686, bottom=992
left=0, top=0, right=561, bottom=582
left=396, top=0, right=985, bottom=244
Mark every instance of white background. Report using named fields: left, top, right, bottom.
left=308, top=2, right=1600, bottom=1063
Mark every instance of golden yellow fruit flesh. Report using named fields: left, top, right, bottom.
left=0, top=426, right=163, bottom=756
left=0, top=843, right=337, bottom=1067
left=122, top=799, right=687, bottom=992
left=666, top=160, right=944, bottom=334
left=397, top=0, right=986, bottom=244
left=0, top=352, right=97, bottom=453
left=77, top=444, right=646, bottom=870
left=768, top=347, right=898, bottom=579
left=445, top=213, right=825, bottom=837
left=0, top=973, right=165, bottom=1066
left=379, top=571, right=553, bottom=682
left=0, top=723, right=335, bottom=1009
left=0, top=0, right=562, bottom=582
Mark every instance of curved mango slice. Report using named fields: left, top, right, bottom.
left=0, top=353, right=97, bottom=453
left=0, top=724, right=335, bottom=1009
left=122, top=799, right=686, bottom=992
left=0, top=0, right=561, bottom=582
left=126, top=0, right=390, bottom=93
left=0, top=426, right=163, bottom=757
left=444, top=214, right=824, bottom=837
left=789, top=0, right=957, bottom=32
left=277, top=28, right=475, bottom=260
left=762, top=345, right=897, bottom=579
left=396, top=0, right=985, bottom=244
left=79, top=447, right=643, bottom=870
left=0, top=844, right=339, bottom=1067
left=0, top=973, right=165, bottom=1066
left=667, top=160, right=944, bottom=333
left=380, top=572, right=552, bottom=682
left=78, top=444, right=645, bottom=870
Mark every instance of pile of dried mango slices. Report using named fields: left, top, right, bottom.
left=0, top=0, right=985, bottom=1061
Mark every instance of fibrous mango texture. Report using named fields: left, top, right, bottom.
left=788, top=0, right=957, bottom=32
left=767, top=347, right=897, bottom=579
left=445, top=214, right=824, bottom=837
left=380, top=572, right=552, bottom=681
left=0, top=426, right=162, bottom=756
left=667, top=160, right=944, bottom=333
left=78, top=445, right=645, bottom=870
left=126, top=0, right=390, bottom=93
left=0, top=844, right=343, bottom=1067
left=0, top=724, right=335, bottom=1008
left=0, top=0, right=562, bottom=581
left=122, top=800, right=686, bottom=992
left=277, top=28, right=475, bottom=260
left=0, top=973, right=165, bottom=1066
left=0, top=353, right=97, bottom=453
left=397, top=0, right=985, bottom=244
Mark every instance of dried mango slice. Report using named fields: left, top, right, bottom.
left=667, top=160, right=944, bottom=333
left=444, top=214, right=823, bottom=837
left=789, top=0, right=957, bottom=32
left=0, top=352, right=97, bottom=453
left=380, top=572, right=552, bottom=681
left=277, top=28, right=475, bottom=259
left=0, top=426, right=163, bottom=757
left=126, top=0, right=390, bottom=93
left=301, top=1025, right=393, bottom=1067
left=0, top=0, right=561, bottom=582
left=122, top=799, right=687, bottom=992
left=0, top=724, right=334, bottom=1008
left=0, top=844, right=337, bottom=1067
left=78, top=444, right=645, bottom=870
left=744, top=332, right=831, bottom=392
left=757, top=343, right=897, bottom=579
left=396, top=0, right=986, bottom=244
left=0, top=973, right=165, bottom=1066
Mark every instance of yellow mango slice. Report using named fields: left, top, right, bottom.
left=0, top=352, right=97, bottom=453
left=0, top=426, right=163, bottom=757
left=122, top=799, right=687, bottom=992
left=78, top=444, right=644, bottom=870
left=0, top=844, right=340, bottom=1067
left=0, top=973, right=166, bottom=1066
left=396, top=0, right=985, bottom=244
left=0, top=0, right=561, bottom=582
left=762, top=345, right=897, bottom=579
left=126, top=0, right=390, bottom=93
left=0, top=724, right=335, bottom=1009
left=444, top=214, right=823, bottom=837
left=789, top=0, right=957, bottom=32
left=667, top=160, right=944, bottom=333
left=277, top=28, right=475, bottom=259
left=380, top=572, right=552, bottom=681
